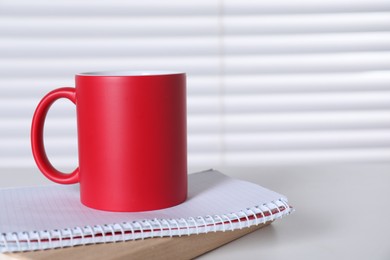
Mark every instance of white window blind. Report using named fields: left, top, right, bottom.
left=1, top=0, right=390, bottom=171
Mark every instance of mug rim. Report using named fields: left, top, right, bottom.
left=76, top=70, right=185, bottom=77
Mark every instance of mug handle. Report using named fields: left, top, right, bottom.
left=31, top=87, right=79, bottom=184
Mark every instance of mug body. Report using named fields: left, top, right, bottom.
left=75, top=71, right=187, bottom=211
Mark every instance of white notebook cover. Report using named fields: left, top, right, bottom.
left=0, top=169, right=293, bottom=252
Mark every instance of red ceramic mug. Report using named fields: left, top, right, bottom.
left=31, top=71, right=187, bottom=212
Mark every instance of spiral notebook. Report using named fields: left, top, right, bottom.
left=0, top=169, right=293, bottom=253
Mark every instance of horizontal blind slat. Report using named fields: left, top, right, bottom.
left=224, top=92, right=390, bottom=113
left=0, top=57, right=219, bottom=77
left=0, top=32, right=390, bottom=58
left=3, top=33, right=390, bottom=58
left=225, top=0, right=390, bottom=14
left=0, top=17, right=219, bottom=37
left=0, top=0, right=219, bottom=17
left=2, top=13, right=389, bottom=37
left=223, top=111, right=390, bottom=132
left=225, top=130, right=390, bottom=151
left=2, top=0, right=390, bottom=16
left=224, top=13, right=390, bottom=35
left=225, top=32, right=390, bottom=55
left=224, top=148, right=390, bottom=165
left=224, top=71, right=390, bottom=94
left=224, top=52, right=390, bottom=74
left=0, top=76, right=220, bottom=97
left=0, top=37, right=219, bottom=58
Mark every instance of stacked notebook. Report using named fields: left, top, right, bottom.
left=0, top=169, right=293, bottom=252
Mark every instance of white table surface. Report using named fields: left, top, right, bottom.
left=1, top=163, right=390, bottom=259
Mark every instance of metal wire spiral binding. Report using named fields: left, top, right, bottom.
left=253, top=206, right=265, bottom=225
left=222, top=214, right=234, bottom=231
left=171, top=218, right=181, bottom=237
left=55, top=229, right=63, bottom=248
left=155, top=219, right=163, bottom=237
left=12, top=233, right=21, bottom=252
left=66, top=229, right=73, bottom=247
left=143, top=220, right=154, bottom=238
left=134, top=221, right=144, bottom=240
left=271, top=202, right=282, bottom=219
left=230, top=213, right=241, bottom=229
left=278, top=199, right=291, bottom=217
left=159, top=219, right=170, bottom=237
left=188, top=217, right=199, bottom=235
left=85, top=226, right=94, bottom=245
left=95, top=225, right=105, bottom=243
left=114, top=223, right=125, bottom=242
left=1, top=233, right=8, bottom=252
left=105, top=224, right=115, bottom=243
left=247, top=208, right=258, bottom=225
left=0, top=198, right=291, bottom=253
left=238, top=211, right=248, bottom=228
left=74, top=226, right=84, bottom=245
left=260, top=204, right=273, bottom=222
left=33, top=231, right=42, bottom=250
left=153, top=219, right=164, bottom=238
left=214, top=215, right=225, bottom=231
left=103, top=225, right=113, bottom=243
left=262, top=204, right=273, bottom=222
left=44, top=230, right=52, bottom=249
left=180, top=218, right=191, bottom=236
left=208, top=215, right=218, bottom=232
left=23, top=232, right=31, bottom=249
left=197, top=216, right=207, bottom=233
left=124, top=222, right=134, bottom=240
left=171, top=219, right=183, bottom=237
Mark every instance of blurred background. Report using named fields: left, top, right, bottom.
left=1, top=0, right=390, bottom=174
